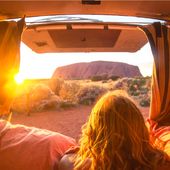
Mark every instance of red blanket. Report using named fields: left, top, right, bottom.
left=147, top=119, right=170, bottom=157
left=0, top=120, right=76, bottom=170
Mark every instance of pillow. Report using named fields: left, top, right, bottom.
left=146, top=119, right=170, bottom=157
left=0, top=120, right=76, bottom=170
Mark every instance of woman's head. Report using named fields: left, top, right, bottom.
left=87, top=90, right=147, bottom=148
left=76, top=90, right=161, bottom=170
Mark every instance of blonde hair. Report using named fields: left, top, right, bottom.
left=75, top=90, right=164, bottom=170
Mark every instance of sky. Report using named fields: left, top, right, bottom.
left=19, top=42, right=154, bottom=79
left=18, top=15, right=159, bottom=80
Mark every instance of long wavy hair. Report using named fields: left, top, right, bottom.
left=74, top=90, right=164, bottom=170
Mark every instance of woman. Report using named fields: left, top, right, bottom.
left=59, top=90, right=170, bottom=170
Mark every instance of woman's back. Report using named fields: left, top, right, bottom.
left=59, top=145, right=170, bottom=170
left=59, top=91, right=170, bottom=170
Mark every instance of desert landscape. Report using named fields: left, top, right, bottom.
left=11, top=61, right=151, bottom=140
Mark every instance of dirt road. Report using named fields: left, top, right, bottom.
left=12, top=105, right=149, bottom=140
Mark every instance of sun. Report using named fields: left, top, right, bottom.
left=15, top=73, right=25, bottom=85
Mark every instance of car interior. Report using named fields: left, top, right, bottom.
left=0, top=1, right=170, bottom=170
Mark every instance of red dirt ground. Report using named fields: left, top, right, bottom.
left=11, top=105, right=149, bottom=141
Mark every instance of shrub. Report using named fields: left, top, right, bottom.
left=139, top=96, right=150, bottom=107
left=12, top=94, right=29, bottom=113
left=77, top=85, right=107, bottom=105
left=49, top=77, right=64, bottom=95
left=60, top=101, right=77, bottom=109
left=140, top=87, right=149, bottom=94
left=102, top=80, right=108, bottom=83
left=59, top=82, right=81, bottom=102
left=91, top=75, right=120, bottom=82
left=35, top=95, right=63, bottom=112
left=113, top=80, right=124, bottom=89
left=109, top=75, right=120, bottom=81
left=30, top=83, right=54, bottom=103
left=91, top=74, right=108, bottom=81
left=139, top=78, right=146, bottom=86
left=132, top=91, right=140, bottom=96
left=129, top=84, right=138, bottom=92
left=12, top=83, right=63, bottom=113
left=146, top=78, right=151, bottom=89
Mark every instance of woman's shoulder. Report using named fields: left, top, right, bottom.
left=156, top=153, right=170, bottom=170
left=59, top=153, right=91, bottom=170
left=59, top=146, right=79, bottom=170
left=59, top=153, right=75, bottom=170
left=156, top=161, right=170, bottom=170
left=59, top=146, right=91, bottom=170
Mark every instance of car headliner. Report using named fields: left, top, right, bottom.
left=0, top=0, right=169, bottom=53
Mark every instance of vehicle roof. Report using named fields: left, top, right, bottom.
left=0, top=1, right=169, bottom=53
left=0, top=1, right=170, bottom=21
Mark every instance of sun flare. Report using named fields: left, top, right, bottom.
left=15, top=73, right=25, bottom=85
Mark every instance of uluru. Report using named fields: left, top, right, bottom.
left=52, top=61, right=142, bottom=80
